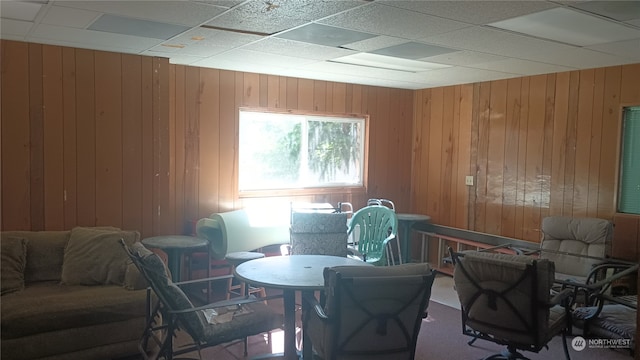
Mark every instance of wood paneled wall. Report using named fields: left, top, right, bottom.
left=413, top=64, right=640, bottom=255
left=1, top=40, right=414, bottom=237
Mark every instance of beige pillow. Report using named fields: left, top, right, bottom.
left=1, top=237, right=28, bottom=295
left=61, top=227, right=139, bottom=286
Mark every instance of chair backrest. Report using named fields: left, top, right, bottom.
left=320, top=263, right=435, bottom=360
left=367, top=198, right=395, bottom=210
left=452, top=251, right=555, bottom=349
left=348, top=205, right=398, bottom=265
left=290, top=212, right=348, bottom=256
left=121, top=241, right=208, bottom=340
left=540, top=216, right=612, bottom=279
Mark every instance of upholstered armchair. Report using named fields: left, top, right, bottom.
left=289, top=211, right=349, bottom=257
left=450, top=249, right=573, bottom=360
left=302, top=263, right=436, bottom=360
left=540, top=216, right=613, bottom=283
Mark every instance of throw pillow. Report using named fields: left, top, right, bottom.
left=1, top=237, right=28, bottom=295
left=61, top=227, right=140, bottom=286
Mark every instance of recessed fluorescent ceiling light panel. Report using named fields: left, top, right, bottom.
left=489, top=7, right=640, bottom=46
left=88, top=14, right=190, bottom=40
left=371, top=42, right=458, bottom=60
left=330, top=53, right=450, bottom=72
left=276, top=23, right=376, bottom=47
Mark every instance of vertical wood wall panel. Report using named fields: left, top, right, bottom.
left=74, top=49, right=97, bottom=227
left=181, top=66, right=199, bottom=235
left=502, top=78, right=522, bottom=237
left=95, top=51, right=123, bottom=227
left=1, top=41, right=31, bottom=230
left=122, top=54, right=144, bottom=233
left=28, top=43, right=45, bottom=230
left=140, top=57, right=155, bottom=237
left=62, top=48, right=77, bottom=230
left=42, top=45, right=65, bottom=230
left=198, top=68, right=220, bottom=218
left=218, top=70, right=235, bottom=213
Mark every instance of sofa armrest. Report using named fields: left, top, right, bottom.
left=123, top=261, right=148, bottom=290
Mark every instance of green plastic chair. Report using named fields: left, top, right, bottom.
left=348, top=205, right=399, bottom=266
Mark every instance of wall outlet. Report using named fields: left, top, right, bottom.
left=465, top=176, right=474, bottom=186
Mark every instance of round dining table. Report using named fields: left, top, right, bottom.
left=234, top=254, right=370, bottom=360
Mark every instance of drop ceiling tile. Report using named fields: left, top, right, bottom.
left=241, top=37, right=356, bottom=60
left=470, top=58, right=575, bottom=76
left=371, top=42, right=457, bottom=59
left=570, top=1, right=640, bottom=22
left=193, top=53, right=292, bottom=74
left=204, top=0, right=366, bottom=35
left=421, top=50, right=508, bottom=66
left=89, top=14, right=190, bottom=40
left=587, top=39, right=640, bottom=61
left=416, top=66, right=520, bottom=86
left=30, top=23, right=162, bottom=53
left=276, top=23, right=376, bottom=47
left=1, top=1, right=42, bottom=21
left=1, top=18, right=33, bottom=38
left=162, top=54, right=208, bottom=65
left=319, top=3, right=470, bottom=40
left=42, top=5, right=100, bottom=29
left=341, top=35, right=408, bottom=52
left=534, top=46, right=638, bottom=68
left=192, top=1, right=245, bottom=8
left=627, top=19, right=640, bottom=27
left=419, top=26, right=574, bottom=61
left=380, top=0, right=559, bottom=25
left=298, top=60, right=430, bottom=82
left=489, top=7, right=640, bottom=46
left=204, top=49, right=319, bottom=69
left=53, top=1, right=227, bottom=27
left=151, top=27, right=262, bottom=55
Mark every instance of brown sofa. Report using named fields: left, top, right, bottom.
left=1, top=227, right=149, bottom=360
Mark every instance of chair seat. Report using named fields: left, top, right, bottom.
left=573, top=304, right=636, bottom=345
left=201, top=301, right=283, bottom=346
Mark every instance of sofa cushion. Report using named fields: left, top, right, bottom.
left=0, top=283, right=147, bottom=339
left=1, top=237, right=28, bottom=295
left=61, top=227, right=140, bottom=286
left=1, top=230, right=70, bottom=283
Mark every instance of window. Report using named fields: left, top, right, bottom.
left=239, top=109, right=367, bottom=192
left=618, top=106, right=640, bottom=214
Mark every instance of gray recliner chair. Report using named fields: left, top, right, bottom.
left=540, top=216, right=613, bottom=283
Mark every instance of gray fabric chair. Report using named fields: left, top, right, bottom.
left=121, top=241, right=282, bottom=360
left=289, top=211, right=349, bottom=256
left=451, top=250, right=573, bottom=360
left=540, top=216, right=613, bottom=283
left=302, top=263, right=436, bottom=360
